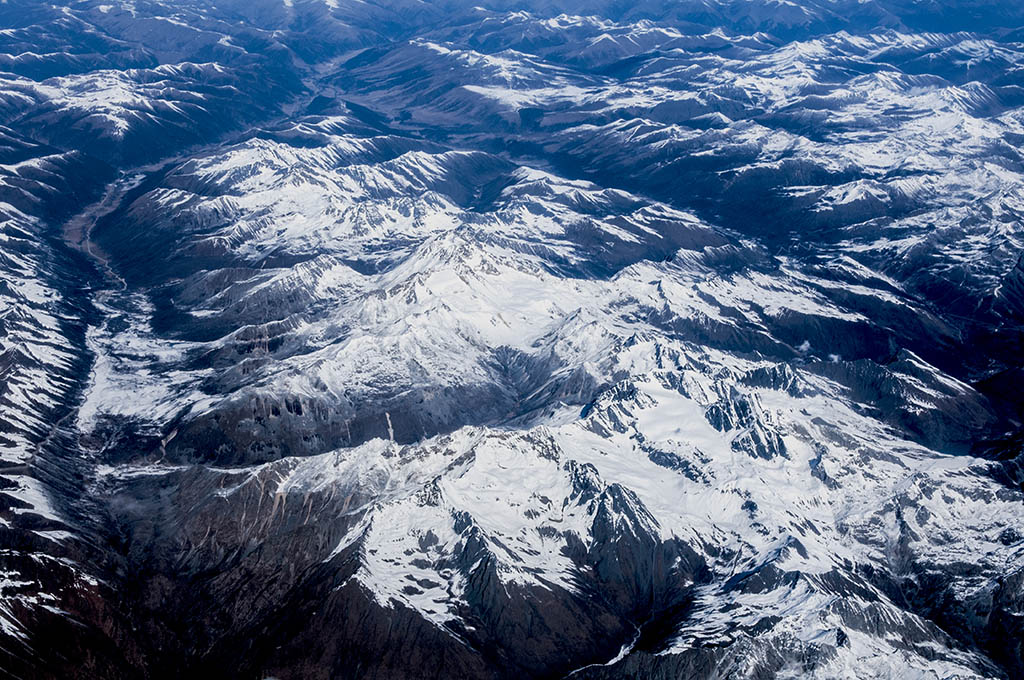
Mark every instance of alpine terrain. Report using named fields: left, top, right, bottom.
left=1, top=0, right=1024, bottom=678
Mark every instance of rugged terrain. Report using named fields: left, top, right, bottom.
left=1, top=1, right=1024, bottom=678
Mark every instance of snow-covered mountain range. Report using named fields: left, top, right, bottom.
left=1, top=1, right=1023, bottom=678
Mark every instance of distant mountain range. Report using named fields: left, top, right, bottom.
left=1, top=1, right=1023, bottom=678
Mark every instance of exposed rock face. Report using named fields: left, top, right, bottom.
left=1, top=1, right=1024, bottom=678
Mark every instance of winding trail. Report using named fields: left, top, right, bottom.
left=564, top=621, right=644, bottom=678
left=62, top=171, right=151, bottom=293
